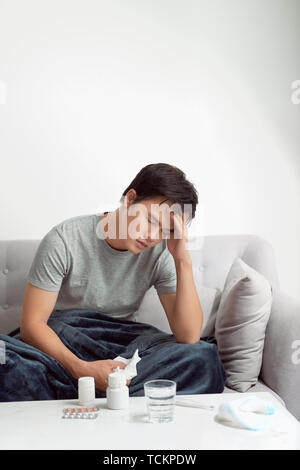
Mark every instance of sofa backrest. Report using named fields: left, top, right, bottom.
left=0, top=234, right=280, bottom=334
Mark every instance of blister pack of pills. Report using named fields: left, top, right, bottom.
left=62, top=406, right=100, bottom=419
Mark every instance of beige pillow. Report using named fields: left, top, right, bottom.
left=215, top=257, right=273, bottom=392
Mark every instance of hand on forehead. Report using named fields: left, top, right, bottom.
left=151, top=202, right=188, bottom=234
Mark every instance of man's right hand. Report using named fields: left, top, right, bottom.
left=75, top=359, right=132, bottom=393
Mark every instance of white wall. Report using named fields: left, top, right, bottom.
left=0, top=0, right=299, bottom=300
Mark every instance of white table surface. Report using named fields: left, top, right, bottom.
left=0, top=392, right=299, bottom=450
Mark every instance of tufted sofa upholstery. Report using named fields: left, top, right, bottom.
left=0, top=234, right=300, bottom=421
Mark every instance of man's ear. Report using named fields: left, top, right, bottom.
left=124, top=188, right=137, bottom=208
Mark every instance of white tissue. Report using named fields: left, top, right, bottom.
left=216, top=394, right=275, bottom=431
left=113, top=348, right=141, bottom=380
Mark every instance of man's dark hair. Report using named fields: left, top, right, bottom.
left=120, top=163, right=198, bottom=223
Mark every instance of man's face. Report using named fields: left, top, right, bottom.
left=125, top=195, right=177, bottom=253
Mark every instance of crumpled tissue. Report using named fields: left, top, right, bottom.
left=113, top=348, right=141, bottom=380
left=216, top=394, right=275, bottom=431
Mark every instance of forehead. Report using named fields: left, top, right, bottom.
left=141, top=198, right=173, bottom=215
left=138, top=198, right=184, bottom=229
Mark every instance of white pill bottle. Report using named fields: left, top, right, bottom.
left=106, top=366, right=129, bottom=410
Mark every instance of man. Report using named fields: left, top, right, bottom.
left=1, top=163, right=226, bottom=400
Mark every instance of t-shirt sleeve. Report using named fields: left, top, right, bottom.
left=27, top=227, right=69, bottom=292
left=153, top=249, right=177, bottom=296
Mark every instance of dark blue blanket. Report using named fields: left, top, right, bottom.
left=0, top=309, right=226, bottom=401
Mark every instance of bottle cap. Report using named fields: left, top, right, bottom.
left=108, top=366, right=127, bottom=388
left=78, top=376, right=95, bottom=406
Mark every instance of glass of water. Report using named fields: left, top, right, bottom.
left=144, top=380, right=176, bottom=423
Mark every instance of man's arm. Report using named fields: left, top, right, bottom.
left=159, top=257, right=203, bottom=344
left=20, top=283, right=130, bottom=391
left=159, top=211, right=203, bottom=344
left=20, top=283, right=87, bottom=378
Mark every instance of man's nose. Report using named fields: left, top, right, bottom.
left=146, top=227, right=160, bottom=240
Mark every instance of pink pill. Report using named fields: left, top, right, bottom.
left=73, top=408, right=78, bottom=413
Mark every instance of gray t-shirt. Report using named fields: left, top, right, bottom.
left=27, top=212, right=177, bottom=320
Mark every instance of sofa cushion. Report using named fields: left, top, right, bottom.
left=134, top=283, right=221, bottom=335
left=215, top=257, right=273, bottom=393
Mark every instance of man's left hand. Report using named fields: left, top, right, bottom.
left=166, top=211, right=191, bottom=263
